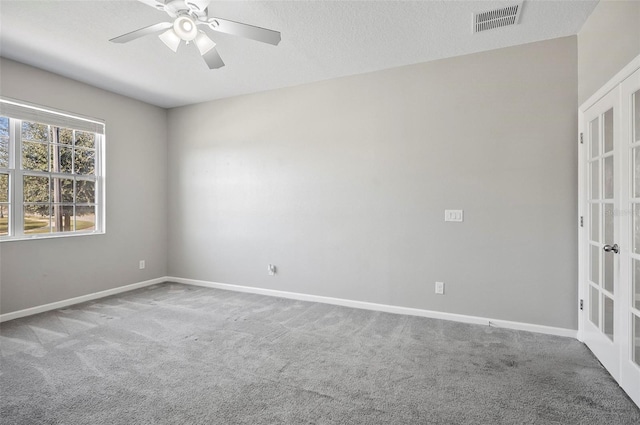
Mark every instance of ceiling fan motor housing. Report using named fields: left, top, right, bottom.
left=163, top=0, right=208, bottom=19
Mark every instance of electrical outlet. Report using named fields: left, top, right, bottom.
left=444, top=210, right=464, bottom=222
left=139, top=260, right=145, bottom=270
left=268, top=264, right=276, bottom=275
left=435, top=281, right=444, bottom=295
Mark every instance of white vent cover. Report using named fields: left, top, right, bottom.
left=473, top=2, right=523, bottom=33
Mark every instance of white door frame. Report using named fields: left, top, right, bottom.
left=578, top=54, right=640, bottom=408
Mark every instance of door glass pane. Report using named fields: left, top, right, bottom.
left=591, top=203, right=599, bottom=242
left=604, top=204, right=614, bottom=245
left=603, top=108, right=614, bottom=153
left=634, top=148, right=640, bottom=198
left=604, top=249, right=614, bottom=293
left=591, top=161, right=600, bottom=200
left=590, top=118, right=600, bottom=158
left=634, top=314, right=640, bottom=367
left=634, top=259, right=640, bottom=310
left=603, top=295, right=614, bottom=341
left=604, top=156, right=614, bottom=199
left=590, top=285, right=600, bottom=326
left=591, top=244, right=600, bottom=285
left=634, top=90, right=640, bottom=143
left=634, top=204, right=640, bottom=254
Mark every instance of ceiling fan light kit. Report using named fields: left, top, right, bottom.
left=158, top=28, right=181, bottom=52
left=109, top=0, right=281, bottom=69
left=173, top=15, right=198, bottom=41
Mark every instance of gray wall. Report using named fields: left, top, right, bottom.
left=0, top=58, right=168, bottom=314
left=578, top=0, right=640, bottom=104
left=168, top=37, right=579, bottom=329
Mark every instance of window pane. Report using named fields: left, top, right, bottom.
left=0, top=173, right=7, bottom=202
left=75, top=148, right=95, bottom=175
left=21, top=122, right=49, bottom=142
left=51, top=178, right=74, bottom=203
left=23, top=175, right=49, bottom=202
left=51, top=205, right=75, bottom=233
left=24, top=204, right=50, bottom=234
left=53, top=127, right=73, bottom=145
left=50, top=144, right=73, bottom=173
left=0, top=137, right=8, bottom=168
left=76, top=180, right=95, bottom=204
left=75, top=205, right=95, bottom=232
left=22, top=141, right=48, bottom=171
left=0, top=204, right=8, bottom=236
left=75, top=131, right=95, bottom=149
left=590, top=118, right=599, bottom=158
left=0, top=108, right=103, bottom=239
left=603, top=109, right=613, bottom=153
left=0, top=116, right=8, bottom=137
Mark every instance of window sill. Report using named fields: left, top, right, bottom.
left=0, top=230, right=105, bottom=243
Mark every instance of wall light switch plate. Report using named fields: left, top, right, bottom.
left=435, top=281, right=445, bottom=295
left=444, top=210, right=463, bottom=222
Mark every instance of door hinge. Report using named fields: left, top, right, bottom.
left=580, top=216, right=584, bottom=227
left=580, top=133, right=584, bottom=144
left=580, top=299, right=584, bottom=311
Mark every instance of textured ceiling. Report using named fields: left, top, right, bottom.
left=0, top=0, right=598, bottom=108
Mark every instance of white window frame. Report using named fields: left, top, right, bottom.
left=0, top=98, right=105, bottom=242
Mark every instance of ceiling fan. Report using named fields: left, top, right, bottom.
left=109, top=0, right=281, bottom=69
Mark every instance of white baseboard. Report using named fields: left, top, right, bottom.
left=0, top=277, right=166, bottom=323
left=1, top=275, right=578, bottom=339
left=168, top=277, right=577, bottom=339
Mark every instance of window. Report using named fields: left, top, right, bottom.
left=0, top=98, right=104, bottom=240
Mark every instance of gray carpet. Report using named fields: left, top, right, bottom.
left=1, top=283, right=639, bottom=424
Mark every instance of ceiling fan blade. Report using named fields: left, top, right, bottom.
left=110, top=22, right=173, bottom=43
left=185, top=0, right=212, bottom=12
left=207, top=18, right=281, bottom=46
left=137, top=0, right=167, bottom=11
left=202, top=47, right=225, bottom=69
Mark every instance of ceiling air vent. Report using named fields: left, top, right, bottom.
left=473, top=2, right=523, bottom=33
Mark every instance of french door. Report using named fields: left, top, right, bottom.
left=580, top=59, right=640, bottom=408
